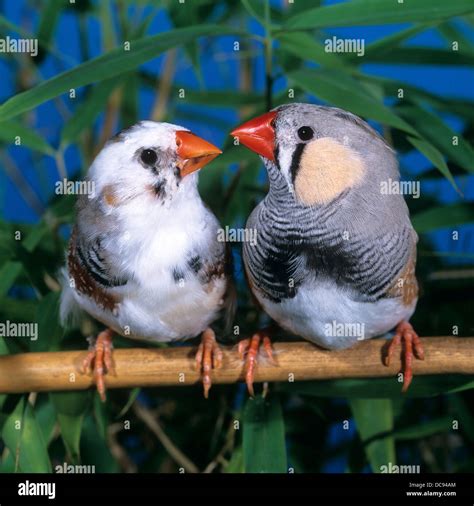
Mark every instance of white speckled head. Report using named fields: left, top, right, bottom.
left=87, top=121, right=220, bottom=209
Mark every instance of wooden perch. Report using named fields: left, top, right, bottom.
left=0, top=337, right=472, bottom=394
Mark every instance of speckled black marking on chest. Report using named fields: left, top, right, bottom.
left=172, top=267, right=184, bottom=283
left=245, top=239, right=302, bottom=303
left=188, top=255, right=202, bottom=273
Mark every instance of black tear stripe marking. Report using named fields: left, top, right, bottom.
left=289, top=143, right=306, bottom=183
left=188, top=255, right=202, bottom=274
left=274, top=144, right=281, bottom=171
left=76, top=244, right=127, bottom=288
left=153, top=181, right=165, bottom=197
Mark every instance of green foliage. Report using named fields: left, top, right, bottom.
left=2, top=397, right=51, bottom=472
left=32, top=292, right=63, bottom=352
left=283, top=0, right=474, bottom=30
left=0, top=25, right=243, bottom=122
left=349, top=399, right=395, bottom=472
left=0, top=0, right=473, bottom=475
left=51, top=391, right=91, bottom=463
left=287, top=68, right=417, bottom=134
left=279, top=374, right=474, bottom=399
left=242, top=395, right=287, bottom=472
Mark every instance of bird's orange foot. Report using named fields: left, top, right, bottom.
left=383, top=321, right=424, bottom=392
left=238, top=329, right=276, bottom=397
left=81, top=328, right=115, bottom=402
left=195, top=328, right=223, bottom=399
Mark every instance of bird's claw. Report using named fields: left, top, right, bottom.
left=384, top=321, right=424, bottom=392
left=238, top=330, right=275, bottom=397
left=195, top=328, right=222, bottom=399
left=81, top=328, right=115, bottom=402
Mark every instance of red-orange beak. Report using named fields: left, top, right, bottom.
left=230, top=111, right=277, bottom=161
left=175, top=131, right=222, bottom=177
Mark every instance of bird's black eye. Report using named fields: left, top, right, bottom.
left=140, top=149, right=158, bottom=166
left=297, top=126, right=314, bottom=141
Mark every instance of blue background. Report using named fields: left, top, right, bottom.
left=0, top=0, right=473, bottom=473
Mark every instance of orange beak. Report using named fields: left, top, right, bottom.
left=230, top=111, right=277, bottom=161
left=175, top=131, right=222, bottom=177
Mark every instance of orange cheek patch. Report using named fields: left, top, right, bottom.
left=102, top=185, right=120, bottom=207
left=294, top=137, right=365, bottom=206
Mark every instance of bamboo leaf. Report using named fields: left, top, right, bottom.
left=362, top=24, right=435, bottom=58
left=0, top=297, right=38, bottom=322
left=241, top=0, right=282, bottom=27
left=277, top=32, right=350, bottom=69
left=359, top=47, right=474, bottom=65
left=0, top=261, right=23, bottom=296
left=35, top=0, right=65, bottom=62
left=350, top=399, right=395, bottom=473
left=242, top=394, right=287, bottom=473
left=2, top=397, right=52, bottom=472
left=412, top=204, right=474, bottom=233
left=393, top=416, right=453, bottom=440
left=438, top=21, right=474, bottom=50
left=94, top=393, right=108, bottom=440
left=284, top=0, right=474, bottom=30
left=449, top=395, right=474, bottom=444
left=36, top=399, right=58, bottom=446
left=360, top=73, right=474, bottom=121
left=117, top=387, right=141, bottom=419
left=0, top=121, right=54, bottom=155
left=224, top=446, right=244, bottom=473
left=278, top=374, right=474, bottom=398
left=0, top=25, right=241, bottom=122
left=398, top=105, right=474, bottom=173
left=61, top=78, right=122, bottom=146
left=287, top=68, right=417, bottom=135
left=80, top=414, right=120, bottom=472
left=120, top=73, right=139, bottom=127
left=51, top=391, right=91, bottom=463
left=23, top=222, right=49, bottom=253
left=170, top=86, right=262, bottom=107
left=31, top=292, right=63, bottom=353
left=407, top=136, right=459, bottom=191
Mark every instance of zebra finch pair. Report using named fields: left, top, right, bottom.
left=61, top=105, right=423, bottom=400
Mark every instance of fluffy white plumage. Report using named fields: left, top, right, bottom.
left=60, top=121, right=230, bottom=343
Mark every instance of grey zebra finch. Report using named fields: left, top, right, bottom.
left=231, top=104, right=424, bottom=395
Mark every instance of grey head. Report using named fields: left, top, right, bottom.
left=232, top=103, right=409, bottom=231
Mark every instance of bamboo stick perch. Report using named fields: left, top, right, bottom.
left=0, top=337, right=472, bottom=394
